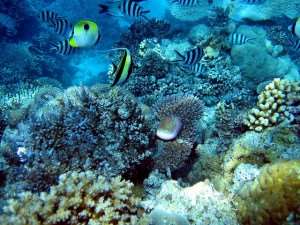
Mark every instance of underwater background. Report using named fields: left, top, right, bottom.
left=0, top=0, right=300, bottom=224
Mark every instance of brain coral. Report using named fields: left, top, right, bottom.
left=0, top=170, right=143, bottom=225
left=1, top=86, right=155, bottom=192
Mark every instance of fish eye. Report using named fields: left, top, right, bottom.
left=84, top=24, right=89, bottom=31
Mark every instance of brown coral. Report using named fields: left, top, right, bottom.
left=153, top=94, right=203, bottom=171
left=0, top=171, right=143, bottom=225
left=244, top=78, right=300, bottom=132
left=234, top=160, right=300, bottom=225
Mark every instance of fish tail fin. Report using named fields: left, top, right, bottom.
left=99, top=4, right=109, bottom=14
left=99, top=2, right=123, bottom=16
left=171, top=50, right=185, bottom=62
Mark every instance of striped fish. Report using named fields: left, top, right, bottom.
left=111, top=48, right=134, bottom=86
left=239, top=0, right=266, bottom=4
left=174, top=46, right=204, bottom=65
left=49, top=18, right=73, bottom=37
left=289, top=39, right=300, bottom=52
left=171, top=0, right=199, bottom=6
left=99, top=0, right=150, bottom=19
left=181, top=63, right=206, bottom=76
left=39, top=10, right=63, bottom=23
left=228, top=33, right=255, bottom=45
left=49, top=39, right=76, bottom=55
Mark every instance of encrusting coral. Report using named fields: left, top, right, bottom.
left=0, top=170, right=143, bottom=225
left=244, top=78, right=300, bottom=132
left=234, top=160, right=300, bottom=225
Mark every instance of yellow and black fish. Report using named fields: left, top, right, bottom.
left=289, top=17, right=300, bottom=39
left=111, top=48, right=134, bottom=86
left=69, top=19, right=101, bottom=48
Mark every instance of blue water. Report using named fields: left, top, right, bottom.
left=0, top=0, right=300, bottom=224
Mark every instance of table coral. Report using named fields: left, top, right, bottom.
left=0, top=170, right=143, bottom=225
left=244, top=78, right=300, bottom=132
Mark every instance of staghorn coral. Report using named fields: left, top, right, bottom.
left=234, top=160, right=300, bottom=225
left=152, top=94, right=203, bottom=172
left=0, top=86, right=155, bottom=193
left=244, top=78, right=300, bottom=132
left=0, top=170, right=143, bottom=225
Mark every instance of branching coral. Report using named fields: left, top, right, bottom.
left=234, top=160, right=300, bottom=225
left=244, top=78, right=300, bottom=132
left=0, top=170, right=143, bottom=225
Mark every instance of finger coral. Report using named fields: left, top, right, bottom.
left=234, top=160, right=300, bottom=225
left=0, top=170, right=143, bottom=225
left=244, top=78, right=300, bottom=132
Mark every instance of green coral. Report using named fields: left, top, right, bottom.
left=0, top=171, right=143, bottom=225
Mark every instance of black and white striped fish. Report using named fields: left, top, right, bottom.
left=181, top=63, right=206, bottom=76
left=39, top=10, right=63, bottom=23
left=228, top=33, right=255, bottom=45
left=49, top=39, right=76, bottom=55
left=289, top=39, right=300, bottom=52
left=171, top=0, right=199, bottom=6
left=239, top=0, right=266, bottom=4
left=99, top=0, right=150, bottom=19
left=174, top=46, right=204, bottom=65
left=49, top=18, right=73, bottom=37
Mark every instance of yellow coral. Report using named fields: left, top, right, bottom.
left=0, top=171, right=143, bottom=225
left=244, top=78, right=300, bottom=132
left=234, top=160, right=300, bottom=225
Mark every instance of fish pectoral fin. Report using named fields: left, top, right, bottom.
left=111, top=63, right=118, bottom=74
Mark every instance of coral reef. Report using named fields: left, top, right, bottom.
left=168, top=0, right=213, bottom=22
left=152, top=94, right=203, bottom=171
left=227, top=0, right=300, bottom=21
left=220, top=125, right=300, bottom=193
left=0, top=170, right=143, bottom=225
left=145, top=180, right=239, bottom=225
left=0, top=42, right=68, bottom=85
left=0, top=86, right=155, bottom=193
left=117, top=19, right=172, bottom=52
left=244, top=78, right=300, bottom=132
left=234, top=160, right=300, bottom=225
